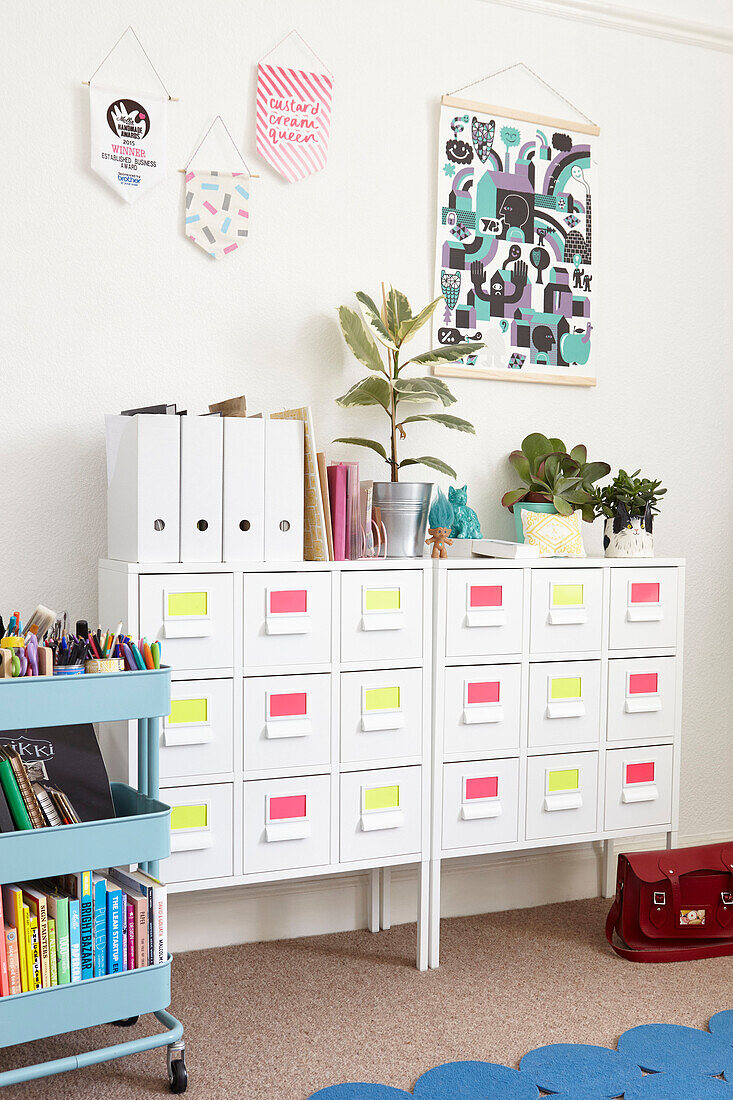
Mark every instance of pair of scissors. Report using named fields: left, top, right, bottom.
left=25, top=634, right=38, bottom=675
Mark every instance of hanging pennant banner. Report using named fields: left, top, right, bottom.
left=90, top=85, right=167, bottom=202
left=185, top=171, right=250, bottom=259
left=256, top=62, right=332, bottom=182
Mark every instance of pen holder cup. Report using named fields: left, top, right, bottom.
left=54, top=664, right=85, bottom=676
left=85, top=658, right=125, bottom=674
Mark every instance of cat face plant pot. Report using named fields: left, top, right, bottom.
left=591, top=469, right=666, bottom=558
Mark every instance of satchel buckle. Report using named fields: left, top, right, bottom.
left=721, top=892, right=733, bottom=907
left=653, top=891, right=666, bottom=906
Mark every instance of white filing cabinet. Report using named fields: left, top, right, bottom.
left=98, top=559, right=433, bottom=970
left=99, top=555, right=684, bottom=972
left=429, top=557, right=684, bottom=968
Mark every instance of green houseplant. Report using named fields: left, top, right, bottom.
left=501, top=432, right=610, bottom=542
left=334, top=286, right=481, bottom=556
left=591, top=469, right=666, bottom=558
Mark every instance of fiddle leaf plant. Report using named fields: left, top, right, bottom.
left=334, top=286, right=482, bottom=481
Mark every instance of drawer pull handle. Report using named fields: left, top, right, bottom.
left=170, top=831, right=213, bottom=853
left=462, top=705, right=504, bottom=725
left=622, top=784, right=659, bottom=804
left=266, top=615, right=312, bottom=635
left=360, top=809, right=405, bottom=832
left=548, top=608, right=588, bottom=626
left=361, top=712, right=405, bottom=732
left=360, top=612, right=405, bottom=632
left=625, top=697, right=662, bottom=714
left=265, top=820, right=312, bottom=842
left=544, top=792, right=583, bottom=812
left=163, top=726, right=214, bottom=747
left=546, top=700, right=586, bottom=719
left=465, top=609, right=507, bottom=629
left=265, top=718, right=312, bottom=739
left=162, top=621, right=212, bottom=639
left=461, top=800, right=502, bottom=821
left=626, top=606, right=663, bottom=623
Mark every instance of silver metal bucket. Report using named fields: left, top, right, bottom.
left=372, top=482, right=433, bottom=558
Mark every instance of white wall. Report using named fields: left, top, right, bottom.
left=3, top=0, right=731, bottom=947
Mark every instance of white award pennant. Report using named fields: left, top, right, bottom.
left=90, top=85, right=167, bottom=202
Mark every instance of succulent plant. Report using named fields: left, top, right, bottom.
left=501, top=432, right=610, bottom=523
left=591, top=469, right=666, bottom=519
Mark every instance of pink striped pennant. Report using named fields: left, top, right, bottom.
left=256, top=62, right=332, bottom=182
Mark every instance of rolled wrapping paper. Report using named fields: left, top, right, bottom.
left=84, top=658, right=125, bottom=674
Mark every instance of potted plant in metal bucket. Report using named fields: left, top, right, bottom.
left=501, top=432, right=610, bottom=542
left=334, top=286, right=480, bottom=557
left=591, top=469, right=666, bottom=557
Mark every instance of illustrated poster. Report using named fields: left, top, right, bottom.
left=433, top=100, right=596, bottom=385
left=90, top=85, right=166, bottom=202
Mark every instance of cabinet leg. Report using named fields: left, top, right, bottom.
left=380, top=867, right=391, bottom=931
left=602, top=839, right=617, bottom=898
left=428, top=859, right=441, bottom=969
left=368, top=868, right=380, bottom=934
left=666, top=829, right=678, bottom=850
left=416, top=861, right=429, bottom=972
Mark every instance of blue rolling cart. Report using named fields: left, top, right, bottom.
left=0, top=667, right=188, bottom=1093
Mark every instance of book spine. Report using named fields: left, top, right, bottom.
left=68, top=899, right=81, bottom=982
left=93, top=881, right=106, bottom=977
left=0, top=760, right=32, bottom=830
left=5, top=889, right=28, bottom=990
left=153, top=886, right=167, bottom=966
left=0, top=889, right=7, bottom=996
left=8, top=755, right=45, bottom=830
left=126, top=902, right=135, bottom=970
left=29, top=917, right=41, bottom=990
left=26, top=893, right=50, bottom=990
left=4, top=928, right=21, bottom=995
left=47, top=919, right=58, bottom=986
left=79, top=871, right=94, bottom=979
left=106, top=891, right=123, bottom=974
left=134, top=898, right=147, bottom=970
left=122, top=916, right=128, bottom=972
left=22, top=906, right=33, bottom=991
left=55, top=898, right=71, bottom=985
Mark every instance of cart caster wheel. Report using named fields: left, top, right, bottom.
left=112, top=1016, right=139, bottom=1027
left=169, top=1058, right=188, bottom=1094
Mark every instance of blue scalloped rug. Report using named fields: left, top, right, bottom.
left=310, top=1013, right=733, bottom=1098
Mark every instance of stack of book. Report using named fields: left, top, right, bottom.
left=0, top=868, right=167, bottom=996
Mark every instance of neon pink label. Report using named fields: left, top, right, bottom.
left=270, top=589, right=308, bottom=614
left=269, top=692, right=308, bottom=718
left=465, top=776, right=498, bottom=800
left=629, top=672, right=658, bottom=695
left=630, top=582, right=660, bottom=604
left=269, top=794, right=307, bottom=820
left=470, top=585, right=502, bottom=609
left=467, top=681, right=500, bottom=705
left=626, top=761, right=655, bottom=785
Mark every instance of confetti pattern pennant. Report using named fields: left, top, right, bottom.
left=185, top=171, right=249, bottom=259
left=256, top=62, right=332, bottom=182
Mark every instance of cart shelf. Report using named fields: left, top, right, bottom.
left=0, top=666, right=170, bottom=729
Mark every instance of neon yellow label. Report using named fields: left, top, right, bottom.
left=552, top=583, right=584, bottom=607
left=169, top=698, right=208, bottom=725
left=551, top=677, right=582, bottom=700
left=365, top=686, right=401, bottom=712
left=548, top=769, right=579, bottom=793
left=365, top=588, right=400, bottom=612
left=364, top=785, right=400, bottom=811
left=167, top=591, right=208, bottom=617
left=171, top=804, right=208, bottom=830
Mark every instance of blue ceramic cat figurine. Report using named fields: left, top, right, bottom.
left=448, top=485, right=482, bottom=539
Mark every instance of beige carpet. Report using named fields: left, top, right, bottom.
left=2, top=897, right=731, bottom=1097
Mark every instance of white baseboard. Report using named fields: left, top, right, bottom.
left=168, top=830, right=729, bottom=953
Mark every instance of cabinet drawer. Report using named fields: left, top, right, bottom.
left=160, top=678, right=234, bottom=781
left=340, top=571, right=423, bottom=664
left=607, top=657, right=677, bottom=742
left=442, top=759, right=519, bottom=851
left=244, top=774, right=330, bottom=874
left=609, top=568, right=679, bottom=651
left=339, top=766, right=422, bottom=863
left=604, top=745, right=673, bottom=832
left=243, top=573, right=331, bottom=668
left=340, top=668, right=422, bottom=766
left=159, top=782, right=233, bottom=884
left=243, top=674, right=331, bottom=774
left=139, top=573, right=233, bottom=671
left=526, top=752, right=598, bottom=840
left=530, top=569, right=603, bottom=654
left=445, top=570, right=523, bottom=658
left=528, top=660, right=601, bottom=751
left=443, top=664, right=521, bottom=758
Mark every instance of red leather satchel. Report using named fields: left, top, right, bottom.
left=606, top=843, right=733, bottom=962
